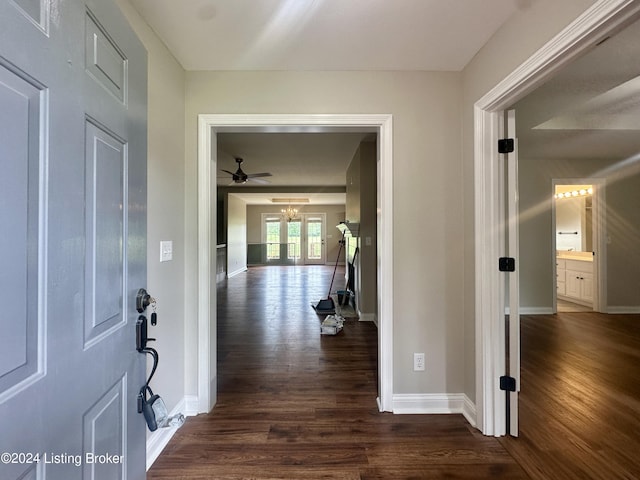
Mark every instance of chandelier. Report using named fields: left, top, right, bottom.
left=281, top=205, right=298, bottom=222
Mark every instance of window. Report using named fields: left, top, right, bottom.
left=265, top=217, right=280, bottom=260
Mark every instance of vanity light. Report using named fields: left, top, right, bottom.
left=554, top=187, right=593, bottom=200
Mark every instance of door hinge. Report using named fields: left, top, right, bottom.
left=498, top=138, right=514, bottom=154
left=500, top=375, right=516, bottom=392
left=499, top=257, right=515, bottom=272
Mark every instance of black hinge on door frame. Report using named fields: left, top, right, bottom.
left=498, top=138, right=514, bottom=154
left=499, top=257, right=516, bottom=272
left=500, top=375, right=516, bottom=392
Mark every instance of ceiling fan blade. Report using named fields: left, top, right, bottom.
left=221, top=169, right=236, bottom=175
left=246, top=172, right=272, bottom=178
left=247, top=177, right=270, bottom=185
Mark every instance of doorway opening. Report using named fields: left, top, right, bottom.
left=474, top=1, right=640, bottom=436
left=552, top=181, right=607, bottom=313
left=196, top=114, right=394, bottom=415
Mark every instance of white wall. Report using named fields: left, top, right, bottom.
left=183, top=71, right=465, bottom=396
left=555, top=197, right=586, bottom=252
left=461, top=0, right=598, bottom=401
left=226, top=194, right=248, bottom=277
left=116, top=1, right=187, bottom=414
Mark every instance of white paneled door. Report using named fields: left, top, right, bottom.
left=0, top=1, right=147, bottom=479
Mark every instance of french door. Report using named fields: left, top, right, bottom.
left=304, top=215, right=326, bottom=265
left=262, top=213, right=326, bottom=265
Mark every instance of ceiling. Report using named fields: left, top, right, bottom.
left=217, top=132, right=369, bottom=205
left=126, top=0, right=526, bottom=72
left=217, top=132, right=369, bottom=187
left=512, top=16, right=640, bottom=162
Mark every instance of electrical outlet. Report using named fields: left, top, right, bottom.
left=413, top=353, right=425, bottom=371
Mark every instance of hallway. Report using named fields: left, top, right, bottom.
left=147, top=265, right=527, bottom=479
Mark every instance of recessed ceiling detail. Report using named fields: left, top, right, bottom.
left=535, top=75, right=640, bottom=131
left=272, top=198, right=309, bottom=203
left=513, top=17, right=640, bottom=161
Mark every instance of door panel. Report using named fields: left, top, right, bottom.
left=503, top=109, right=520, bottom=437
left=84, top=120, right=128, bottom=348
left=287, top=219, right=302, bottom=261
left=304, top=215, right=326, bottom=265
left=0, top=60, right=44, bottom=399
left=0, top=1, right=147, bottom=479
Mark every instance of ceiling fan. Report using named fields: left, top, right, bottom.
left=221, top=157, right=272, bottom=185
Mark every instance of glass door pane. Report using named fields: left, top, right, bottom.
left=306, top=217, right=323, bottom=262
left=265, top=219, right=280, bottom=260
left=287, top=220, right=301, bottom=260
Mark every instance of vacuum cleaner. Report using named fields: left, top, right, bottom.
left=314, top=227, right=346, bottom=314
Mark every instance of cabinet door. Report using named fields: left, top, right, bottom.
left=565, top=270, right=581, bottom=299
left=581, top=272, right=594, bottom=303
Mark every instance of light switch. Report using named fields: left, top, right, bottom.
left=160, top=241, right=173, bottom=262
left=365, top=236, right=372, bottom=246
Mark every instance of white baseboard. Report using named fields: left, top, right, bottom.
left=392, top=393, right=477, bottom=427
left=227, top=266, right=247, bottom=278
left=508, top=306, right=640, bottom=315
left=519, top=307, right=554, bottom=315
left=606, top=306, right=640, bottom=314
left=146, top=395, right=199, bottom=471
left=183, top=395, right=199, bottom=416
left=462, top=396, right=477, bottom=428
left=358, top=311, right=377, bottom=323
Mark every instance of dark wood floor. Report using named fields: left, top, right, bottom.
left=499, top=311, right=640, bottom=480
left=148, top=266, right=640, bottom=479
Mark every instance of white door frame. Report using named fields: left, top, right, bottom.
left=474, top=0, right=640, bottom=436
left=197, top=114, right=394, bottom=413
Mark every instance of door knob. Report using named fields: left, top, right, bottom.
left=136, top=288, right=152, bottom=313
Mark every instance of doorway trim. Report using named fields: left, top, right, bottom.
left=474, top=0, right=640, bottom=436
left=197, top=113, right=394, bottom=413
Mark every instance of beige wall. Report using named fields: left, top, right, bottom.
left=227, top=195, right=248, bottom=276
left=120, top=0, right=604, bottom=416
left=461, top=0, right=598, bottom=401
left=346, top=141, right=378, bottom=319
left=116, top=0, right=187, bottom=414
left=519, top=156, right=640, bottom=310
left=184, top=71, right=465, bottom=395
